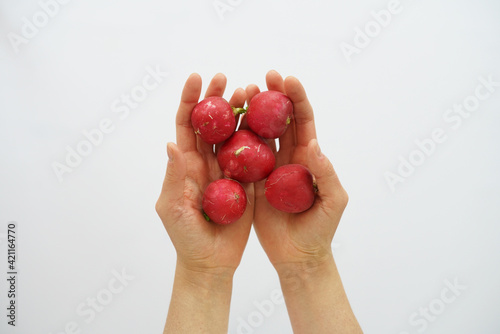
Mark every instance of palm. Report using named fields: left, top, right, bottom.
left=247, top=71, right=342, bottom=267
left=182, top=151, right=254, bottom=268
left=157, top=73, right=254, bottom=271
left=253, top=146, right=333, bottom=265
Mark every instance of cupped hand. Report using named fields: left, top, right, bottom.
left=156, top=73, right=254, bottom=275
left=246, top=70, right=349, bottom=272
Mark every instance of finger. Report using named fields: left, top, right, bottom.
left=242, top=84, right=261, bottom=131
left=284, top=76, right=317, bottom=147
left=277, top=119, right=296, bottom=163
left=266, top=70, right=285, bottom=93
left=204, top=73, right=227, bottom=98
left=229, top=87, right=247, bottom=107
left=245, top=84, right=260, bottom=105
left=229, top=87, right=247, bottom=130
left=278, top=110, right=296, bottom=151
left=176, top=73, right=202, bottom=153
left=253, top=179, right=267, bottom=202
left=238, top=114, right=250, bottom=131
left=158, top=143, right=187, bottom=206
left=197, top=73, right=228, bottom=155
left=197, top=136, right=215, bottom=157
left=202, top=87, right=246, bottom=157
left=239, top=182, right=255, bottom=225
left=306, top=139, right=348, bottom=212
left=267, top=138, right=277, bottom=155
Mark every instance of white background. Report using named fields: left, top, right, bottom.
left=1, top=0, right=500, bottom=333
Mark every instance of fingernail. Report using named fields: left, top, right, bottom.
left=167, top=143, right=174, bottom=162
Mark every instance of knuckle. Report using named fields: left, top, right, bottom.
left=156, top=196, right=186, bottom=222
left=155, top=199, right=163, bottom=216
left=337, top=188, right=349, bottom=208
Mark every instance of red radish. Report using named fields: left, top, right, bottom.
left=264, top=164, right=316, bottom=213
left=202, top=179, right=247, bottom=225
left=217, top=130, right=275, bottom=183
left=246, top=91, right=293, bottom=139
left=191, top=96, right=238, bottom=144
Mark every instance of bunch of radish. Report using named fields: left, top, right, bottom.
left=192, top=91, right=317, bottom=225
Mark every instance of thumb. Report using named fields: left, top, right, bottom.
left=159, top=142, right=187, bottom=204
left=306, top=139, right=348, bottom=211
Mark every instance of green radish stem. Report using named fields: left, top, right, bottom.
left=232, top=106, right=247, bottom=116
left=203, top=212, right=211, bottom=222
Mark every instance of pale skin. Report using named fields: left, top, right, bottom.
left=155, top=70, right=363, bottom=333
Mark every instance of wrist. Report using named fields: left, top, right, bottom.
left=175, top=260, right=235, bottom=292
left=275, top=252, right=336, bottom=293
left=274, top=254, right=363, bottom=333
left=165, top=261, right=234, bottom=334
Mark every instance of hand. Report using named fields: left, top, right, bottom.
left=246, top=70, right=349, bottom=273
left=246, top=71, right=361, bottom=334
left=156, top=73, right=254, bottom=275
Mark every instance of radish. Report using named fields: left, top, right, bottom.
left=202, top=179, right=247, bottom=225
left=191, top=96, right=245, bottom=144
left=246, top=91, right=293, bottom=139
left=217, top=130, right=275, bottom=183
left=264, top=164, right=316, bottom=213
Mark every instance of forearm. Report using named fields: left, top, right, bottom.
left=164, top=261, right=234, bottom=334
left=276, top=255, right=362, bottom=334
